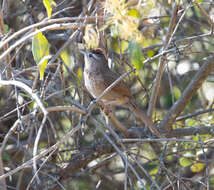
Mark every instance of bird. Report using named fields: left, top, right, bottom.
left=81, top=49, right=160, bottom=136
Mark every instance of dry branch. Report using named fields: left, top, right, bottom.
left=159, top=55, right=214, bottom=134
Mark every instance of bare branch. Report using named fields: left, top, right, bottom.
left=159, top=55, right=214, bottom=133
left=148, top=2, right=180, bottom=116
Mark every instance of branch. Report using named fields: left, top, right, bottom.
left=0, top=80, right=47, bottom=115
left=159, top=55, right=214, bottom=133
left=148, top=2, right=180, bottom=116
left=0, top=12, right=11, bottom=78
left=0, top=23, right=86, bottom=62
left=56, top=123, right=214, bottom=186
left=44, top=106, right=86, bottom=115
left=0, top=16, right=103, bottom=51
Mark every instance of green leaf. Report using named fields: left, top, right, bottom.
left=19, top=93, right=31, bottom=98
left=4, top=24, right=9, bottom=33
left=147, top=50, right=154, bottom=58
left=43, top=0, right=56, bottom=18
left=3, top=152, right=10, bottom=161
left=191, top=162, right=205, bottom=173
left=32, top=30, right=50, bottom=80
left=108, top=37, right=128, bottom=54
left=185, top=118, right=198, bottom=127
left=128, top=41, right=143, bottom=71
left=145, top=162, right=158, bottom=175
left=180, top=157, right=193, bottom=167
left=148, top=164, right=158, bottom=175
left=43, top=101, right=49, bottom=106
left=173, top=86, right=181, bottom=100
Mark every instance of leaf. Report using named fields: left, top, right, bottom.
left=147, top=50, right=154, bottom=57
left=60, top=49, right=71, bottom=66
left=191, top=162, right=205, bottom=173
left=29, top=101, right=35, bottom=110
left=180, top=157, right=193, bottom=167
left=148, top=164, right=158, bottom=175
left=144, top=162, right=158, bottom=175
left=108, top=37, right=128, bottom=53
left=173, top=86, right=181, bottom=100
left=77, top=68, right=82, bottom=80
left=43, top=0, right=56, bottom=18
left=128, top=9, right=140, bottom=18
left=38, top=56, right=49, bottom=80
left=4, top=24, right=9, bottom=33
left=185, top=118, right=198, bottom=127
left=128, top=41, right=143, bottom=71
left=32, top=30, right=50, bottom=80
left=3, top=152, right=10, bottom=161
left=192, top=135, right=199, bottom=141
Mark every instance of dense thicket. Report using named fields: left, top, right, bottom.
left=0, top=1, right=214, bottom=189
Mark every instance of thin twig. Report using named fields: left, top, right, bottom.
left=195, top=2, right=214, bottom=27
left=101, top=106, right=129, bottom=137
left=176, top=108, right=214, bottom=121
left=148, top=2, right=180, bottom=117
left=120, top=138, right=202, bottom=143
left=90, top=118, right=148, bottom=190
left=0, top=12, right=11, bottom=78
left=33, top=115, right=48, bottom=183
left=44, top=106, right=86, bottom=114
left=0, top=122, right=82, bottom=180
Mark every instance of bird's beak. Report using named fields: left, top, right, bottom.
left=80, top=49, right=88, bottom=55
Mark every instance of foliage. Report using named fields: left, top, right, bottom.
left=0, top=0, right=214, bottom=189
left=32, top=30, right=50, bottom=80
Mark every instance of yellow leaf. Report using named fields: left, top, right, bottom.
left=43, top=0, right=56, bottom=18
left=147, top=50, right=154, bottom=58
left=192, top=135, right=199, bottom=141
left=128, top=9, right=140, bottom=18
left=60, top=49, right=71, bottom=66
left=32, top=30, right=50, bottom=80
left=29, top=101, right=35, bottom=110
left=77, top=68, right=82, bottom=80
left=38, top=57, right=48, bottom=80
left=148, top=164, right=158, bottom=175
left=191, top=162, right=205, bottom=173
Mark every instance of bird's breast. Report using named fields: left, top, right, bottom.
left=84, top=70, right=106, bottom=98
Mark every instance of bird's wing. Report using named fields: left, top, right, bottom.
left=103, top=71, right=131, bottom=98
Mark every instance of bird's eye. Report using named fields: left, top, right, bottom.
left=88, top=53, right=93, bottom=58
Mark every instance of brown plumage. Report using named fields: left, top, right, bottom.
left=82, top=49, right=160, bottom=136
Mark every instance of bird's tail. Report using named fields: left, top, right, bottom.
left=128, top=100, right=160, bottom=136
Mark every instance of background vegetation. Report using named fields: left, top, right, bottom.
left=0, top=0, right=214, bottom=189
